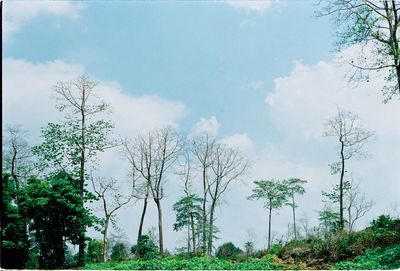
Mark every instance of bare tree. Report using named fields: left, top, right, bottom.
left=207, top=143, right=249, bottom=255
left=345, top=177, right=374, bottom=232
left=318, top=0, right=400, bottom=101
left=91, top=176, right=135, bottom=261
left=191, top=134, right=216, bottom=254
left=122, top=127, right=184, bottom=255
left=2, top=125, right=33, bottom=190
left=324, top=109, right=374, bottom=230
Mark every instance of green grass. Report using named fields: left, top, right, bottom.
left=333, top=244, right=400, bottom=270
left=83, top=255, right=292, bottom=270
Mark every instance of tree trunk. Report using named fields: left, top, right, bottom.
left=396, top=65, right=400, bottom=95
left=155, top=199, right=164, bottom=255
left=339, top=140, right=345, bottom=230
left=268, top=206, right=272, bottom=250
left=202, top=168, right=207, bottom=254
left=78, top=106, right=86, bottom=266
left=187, top=224, right=191, bottom=256
left=207, top=204, right=215, bottom=257
left=190, top=214, right=196, bottom=255
left=103, top=216, right=110, bottom=261
left=292, top=194, right=297, bottom=240
left=137, top=196, right=148, bottom=243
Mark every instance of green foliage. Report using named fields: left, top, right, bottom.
left=215, top=242, right=243, bottom=260
left=131, top=235, right=158, bottom=260
left=84, top=255, right=288, bottom=270
left=110, top=242, right=130, bottom=261
left=334, top=244, right=400, bottom=270
left=19, top=173, right=93, bottom=268
left=1, top=173, right=29, bottom=268
left=173, top=194, right=202, bottom=231
left=87, top=239, right=104, bottom=263
left=248, top=180, right=288, bottom=210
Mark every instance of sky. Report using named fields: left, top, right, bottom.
left=3, top=1, right=400, bottom=252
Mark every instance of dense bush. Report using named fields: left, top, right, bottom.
left=215, top=242, right=243, bottom=260
left=87, top=239, right=104, bottom=263
left=334, top=244, right=400, bottom=270
left=110, top=243, right=130, bottom=261
left=130, top=235, right=158, bottom=260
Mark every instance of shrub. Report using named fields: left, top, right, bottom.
left=215, top=242, right=243, bottom=260
left=131, top=235, right=158, bottom=260
left=110, top=242, right=129, bottom=261
left=87, top=239, right=104, bottom=263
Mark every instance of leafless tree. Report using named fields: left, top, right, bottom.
left=91, top=176, right=135, bottom=261
left=207, top=143, right=249, bottom=255
left=318, top=0, right=400, bottom=101
left=324, top=108, right=374, bottom=230
left=122, top=127, right=184, bottom=255
left=345, top=177, right=374, bottom=232
left=191, top=134, right=216, bottom=254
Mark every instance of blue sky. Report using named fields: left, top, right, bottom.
left=4, top=1, right=400, bottom=251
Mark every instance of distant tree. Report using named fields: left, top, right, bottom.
left=244, top=241, right=255, bottom=257
left=19, top=173, right=92, bottom=269
left=324, top=109, right=374, bottom=230
left=207, top=143, right=249, bottom=255
left=318, top=0, right=400, bottom=101
left=282, top=178, right=307, bottom=240
left=110, top=242, right=129, bottom=261
left=319, top=207, right=341, bottom=235
left=91, top=176, right=135, bottom=261
left=215, top=242, right=243, bottom=259
left=248, top=180, right=288, bottom=249
left=87, top=239, right=104, bottom=263
left=122, top=128, right=184, bottom=255
left=32, top=75, right=114, bottom=265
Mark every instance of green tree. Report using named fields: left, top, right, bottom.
left=173, top=194, right=202, bottom=255
left=324, top=109, right=374, bottom=230
left=318, top=0, right=400, bottom=101
left=19, top=173, right=93, bottom=269
left=130, top=235, right=158, bottom=260
left=215, top=242, right=243, bottom=260
left=110, top=242, right=129, bottom=261
left=248, top=180, right=287, bottom=249
left=282, top=178, right=307, bottom=240
left=32, top=75, right=114, bottom=265
left=1, top=173, right=29, bottom=268
left=87, top=239, right=104, bottom=263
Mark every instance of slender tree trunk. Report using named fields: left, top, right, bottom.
left=291, top=194, right=297, bottom=240
left=137, top=196, right=148, bottom=243
left=187, top=224, right=191, bottom=256
left=348, top=206, right=352, bottom=233
left=202, top=167, right=208, bottom=254
left=339, top=140, right=345, bottom=230
left=78, top=105, right=86, bottom=266
left=190, top=214, right=196, bottom=255
left=155, top=199, right=164, bottom=255
left=268, top=206, right=272, bottom=250
left=103, top=216, right=110, bottom=261
left=396, top=65, right=400, bottom=95
left=208, top=204, right=215, bottom=257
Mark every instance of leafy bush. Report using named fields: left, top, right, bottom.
left=130, top=235, right=158, bottom=260
left=110, top=242, right=129, bottom=261
left=87, top=239, right=104, bottom=263
left=215, top=242, right=243, bottom=260
left=369, top=215, right=400, bottom=246
left=334, top=244, right=400, bottom=270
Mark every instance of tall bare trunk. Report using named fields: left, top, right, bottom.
left=207, top=203, right=216, bottom=256
left=268, top=206, right=272, bottom=250
left=137, top=196, right=148, bottom=243
left=202, top=168, right=207, bottom=254
left=78, top=104, right=86, bottom=266
left=190, top=214, right=196, bottom=254
left=103, top=216, right=110, bottom=261
left=155, top=199, right=163, bottom=255
left=292, top=194, right=297, bottom=240
left=339, top=140, right=345, bottom=230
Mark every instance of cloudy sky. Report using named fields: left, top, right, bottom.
left=3, top=1, right=400, bottom=252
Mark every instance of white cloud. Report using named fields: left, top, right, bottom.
left=3, top=58, right=186, bottom=144
left=219, top=133, right=254, bottom=151
left=226, top=0, right=273, bottom=14
left=190, top=116, right=220, bottom=137
left=3, top=1, right=87, bottom=39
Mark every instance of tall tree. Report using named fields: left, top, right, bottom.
left=318, top=0, right=400, bottom=101
left=90, top=176, right=135, bottom=261
left=248, top=180, right=287, bottom=250
left=207, top=143, right=249, bottom=256
left=282, top=178, right=307, bottom=240
left=191, top=134, right=216, bottom=254
left=32, top=75, right=114, bottom=265
left=123, top=128, right=183, bottom=255
left=324, top=109, right=374, bottom=230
